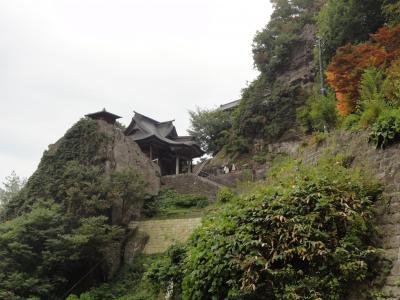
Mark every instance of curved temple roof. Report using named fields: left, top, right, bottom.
left=125, top=112, right=203, bottom=158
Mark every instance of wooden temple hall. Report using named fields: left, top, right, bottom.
left=86, top=109, right=204, bottom=176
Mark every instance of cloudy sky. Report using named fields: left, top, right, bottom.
left=0, top=0, right=272, bottom=182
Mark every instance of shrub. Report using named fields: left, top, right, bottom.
left=69, top=255, right=160, bottom=300
left=188, top=107, right=232, bottom=155
left=145, top=189, right=209, bottom=217
left=369, top=109, right=400, bottom=148
left=382, top=59, right=400, bottom=107
left=298, top=90, right=337, bottom=132
left=309, top=131, right=328, bottom=146
left=178, top=156, right=384, bottom=300
left=359, top=101, right=386, bottom=128
left=216, top=187, right=235, bottom=204
left=341, top=114, right=361, bottom=130
left=318, top=0, right=385, bottom=62
left=146, top=244, right=187, bottom=294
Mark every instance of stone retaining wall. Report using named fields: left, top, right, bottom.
left=138, top=217, right=202, bottom=254
left=300, top=131, right=400, bottom=299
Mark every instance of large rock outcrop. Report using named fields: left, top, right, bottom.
left=3, top=117, right=161, bottom=279
left=97, top=120, right=160, bottom=225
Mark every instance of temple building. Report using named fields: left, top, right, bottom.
left=124, top=112, right=203, bottom=176
left=85, top=108, right=122, bottom=125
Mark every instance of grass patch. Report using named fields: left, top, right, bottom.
left=142, top=188, right=210, bottom=219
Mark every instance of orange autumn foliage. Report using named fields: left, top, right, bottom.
left=327, top=25, right=400, bottom=115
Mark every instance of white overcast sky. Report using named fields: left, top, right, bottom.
left=0, top=0, right=272, bottom=182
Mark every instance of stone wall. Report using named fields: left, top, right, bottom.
left=161, top=174, right=221, bottom=201
left=138, top=218, right=202, bottom=254
left=300, top=131, right=400, bottom=299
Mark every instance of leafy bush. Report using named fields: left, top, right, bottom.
left=167, top=156, right=385, bottom=300
left=143, top=189, right=209, bottom=218
left=309, top=131, right=328, bottom=146
left=382, top=59, right=400, bottom=107
left=341, top=114, right=361, bottom=130
left=327, top=25, right=400, bottom=115
left=188, top=107, right=232, bottom=155
left=318, top=0, right=385, bottom=62
left=298, top=90, right=337, bottom=132
left=383, top=0, right=400, bottom=25
left=68, top=255, right=160, bottom=300
left=0, top=200, right=123, bottom=300
left=0, top=171, right=25, bottom=209
left=369, top=109, right=400, bottom=148
left=158, top=189, right=208, bottom=209
left=146, top=244, right=187, bottom=294
left=216, top=187, right=235, bottom=204
left=230, top=81, right=302, bottom=155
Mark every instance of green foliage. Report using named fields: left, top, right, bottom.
left=358, top=68, right=387, bottom=128
left=216, top=187, right=235, bottom=204
left=383, top=0, right=400, bottom=25
left=69, top=255, right=160, bottom=300
left=309, top=131, right=328, bottom=146
left=4, top=118, right=108, bottom=218
left=0, top=118, right=148, bottom=298
left=318, top=0, right=385, bottom=62
left=340, top=67, right=398, bottom=131
left=146, top=244, right=187, bottom=294
left=188, top=107, right=232, bottom=155
left=382, top=60, right=400, bottom=107
left=359, top=68, right=385, bottom=105
left=154, top=155, right=385, bottom=300
left=298, top=90, right=337, bottom=132
left=157, top=189, right=208, bottom=209
left=0, top=171, right=25, bottom=209
left=142, top=189, right=208, bottom=218
left=230, top=81, right=302, bottom=155
left=107, top=169, right=147, bottom=224
left=253, top=0, right=316, bottom=78
left=0, top=200, right=123, bottom=299
left=341, top=114, right=361, bottom=131
left=369, top=109, right=400, bottom=148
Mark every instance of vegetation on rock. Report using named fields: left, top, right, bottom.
left=0, top=118, right=148, bottom=299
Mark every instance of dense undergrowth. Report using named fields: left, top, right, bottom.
left=66, top=255, right=161, bottom=300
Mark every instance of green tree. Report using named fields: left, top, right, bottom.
left=383, top=0, right=400, bottom=25
left=107, top=169, right=147, bottom=224
left=298, top=89, right=338, bottom=132
left=318, top=0, right=385, bottom=62
left=0, top=200, right=123, bottom=299
left=188, top=107, right=232, bottom=155
left=0, top=171, right=26, bottom=208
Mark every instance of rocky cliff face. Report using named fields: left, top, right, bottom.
left=97, top=121, right=160, bottom=225
left=276, top=23, right=316, bottom=87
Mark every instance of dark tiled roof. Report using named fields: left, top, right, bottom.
left=124, top=112, right=203, bottom=156
left=219, top=99, right=241, bottom=111
left=85, top=108, right=122, bottom=120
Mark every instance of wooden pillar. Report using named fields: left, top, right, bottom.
left=176, top=156, right=180, bottom=175
left=149, top=145, right=153, bottom=160
left=189, top=159, right=192, bottom=173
